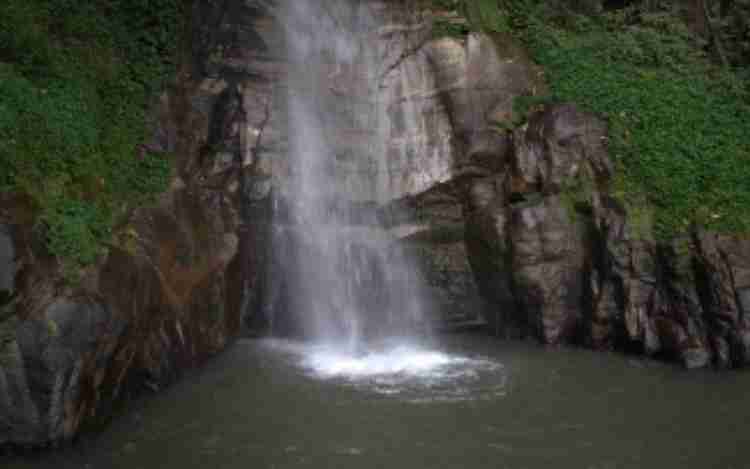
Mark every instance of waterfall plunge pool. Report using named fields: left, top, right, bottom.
left=6, top=332, right=750, bottom=469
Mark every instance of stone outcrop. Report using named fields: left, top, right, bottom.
left=464, top=102, right=750, bottom=369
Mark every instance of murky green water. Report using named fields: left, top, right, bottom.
left=6, top=333, right=750, bottom=469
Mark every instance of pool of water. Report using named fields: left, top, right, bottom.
left=6, top=333, right=750, bottom=469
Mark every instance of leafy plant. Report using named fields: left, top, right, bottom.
left=430, top=0, right=506, bottom=37
left=432, top=18, right=472, bottom=38
left=0, top=0, right=182, bottom=275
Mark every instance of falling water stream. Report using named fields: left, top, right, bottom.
left=275, top=0, right=435, bottom=370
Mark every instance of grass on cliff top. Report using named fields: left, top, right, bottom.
left=436, top=1, right=750, bottom=238
left=0, top=0, right=183, bottom=275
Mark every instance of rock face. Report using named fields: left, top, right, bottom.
left=464, top=102, right=750, bottom=369
left=0, top=0, right=264, bottom=447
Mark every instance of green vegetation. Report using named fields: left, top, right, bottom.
left=0, top=0, right=183, bottom=274
left=434, top=1, right=750, bottom=238
left=515, top=2, right=750, bottom=237
left=463, top=0, right=507, bottom=32
left=561, top=169, right=597, bottom=221
left=429, top=0, right=505, bottom=37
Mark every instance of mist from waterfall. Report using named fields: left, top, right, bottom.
left=277, top=0, right=426, bottom=355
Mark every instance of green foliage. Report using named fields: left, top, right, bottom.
left=430, top=0, right=506, bottom=37
left=430, top=0, right=464, bottom=9
left=432, top=19, right=472, bottom=38
left=40, top=198, right=111, bottom=267
left=510, top=94, right=557, bottom=127
left=0, top=0, right=181, bottom=274
left=502, top=1, right=750, bottom=238
left=561, top=169, right=596, bottom=221
left=463, top=0, right=507, bottom=32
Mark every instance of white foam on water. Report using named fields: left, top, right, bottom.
left=304, top=345, right=464, bottom=378
left=263, top=339, right=505, bottom=400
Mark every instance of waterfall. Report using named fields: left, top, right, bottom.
left=276, top=0, right=426, bottom=352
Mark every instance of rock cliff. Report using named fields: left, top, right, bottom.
left=466, top=103, right=750, bottom=369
